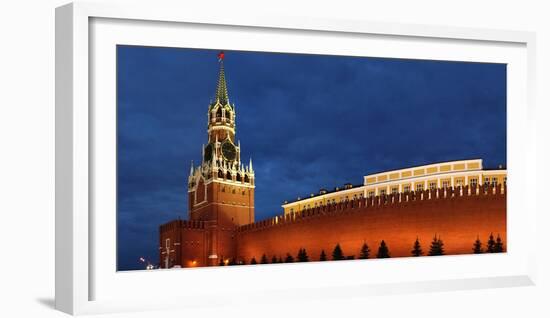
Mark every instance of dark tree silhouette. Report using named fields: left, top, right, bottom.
left=428, top=235, right=445, bottom=256
left=376, top=240, right=391, bottom=258
left=297, top=248, right=309, bottom=262
left=278, top=256, right=283, bottom=263
left=271, top=255, right=278, bottom=263
left=219, top=259, right=225, bottom=266
left=494, top=234, right=504, bottom=253
left=260, top=254, right=268, bottom=264
left=332, top=243, right=345, bottom=261
left=487, top=233, right=496, bottom=253
left=284, top=253, right=294, bottom=263
left=228, top=258, right=237, bottom=266
left=250, top=257, right=257, bottom=265
left=359, top=242, right=370, bottom=259
left=319, top=250, right=327, bottom=261
left=411, top=237, right=423, bottom=257
left=473, top=235, right=483, bottom=254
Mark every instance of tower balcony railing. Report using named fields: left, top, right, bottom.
left=212, top=117, right=235, bottom=127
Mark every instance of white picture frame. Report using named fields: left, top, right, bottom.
left=55, top=1, right=537, bottom=315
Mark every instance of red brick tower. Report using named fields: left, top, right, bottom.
left=187, top=53, right=255, bottom=265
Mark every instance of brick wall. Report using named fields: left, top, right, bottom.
left=236, top=185, right=506, bottom=262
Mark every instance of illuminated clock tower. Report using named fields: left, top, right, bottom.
left=187, top=52, right=255, bottom=230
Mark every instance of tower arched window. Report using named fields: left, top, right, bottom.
left=216, top=107, right=222, bottom=119
left=218, top=170, right=223, bottom=178
left=236, top=173, right=241, bottom=182
left=244, top=174, right=249, bottom=183
left=226, top=171, right=232, bottom=180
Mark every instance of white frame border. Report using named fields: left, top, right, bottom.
left=55, top=1, right=537, bottom=315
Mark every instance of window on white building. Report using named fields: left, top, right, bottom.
left=368, top=191, right=375, bottom=198
left=380, top=189, right=386, bottom=196
left=442, top=180, right=450, bottom=188
left=470, top=178, right=478, bottom=188
left=391, top=187, right=398, bottom=194
left=429, top=182, right=436, bottom=190
left=416, top=183, right=424, bottom=192
left=403, top=185, right=411, bottom=192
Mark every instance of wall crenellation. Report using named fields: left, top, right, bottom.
left=160, top=219, right=206, bottom=232
left=237, top=184, right=506, bottom=233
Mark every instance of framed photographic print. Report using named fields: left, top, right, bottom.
left=56, top=1, right=537, bottom=315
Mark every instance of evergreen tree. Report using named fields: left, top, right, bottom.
left=260, top=254, right=268, bottom=264
left=319, top=250, right=327, bottom=261
left=250, top=257, right=257, bottom=265
left=428, top=235, right=445, bottom=256
left=332, top=243, right=345, bottom=261
left=494, top=234, right=504, bottom=253
left=411, top=237, right=423, bottom=257
left=472, top=235, right=483, bottom=254
left=278, top=256, right=283, bottom=263
left=228, top=258, right=237, bottom=266
left=271, top=255, right=278, bottom=263
left=487, top=233, right=496, bottom=253
left=359, top=242, right=370, bottom=259
left=376, top=240, right=391, bottom=258
left=219, top=259, right=225, bottom=266
left=284, top=253, right=294, bottom=263
left=297, top=248, right=309, bottom=262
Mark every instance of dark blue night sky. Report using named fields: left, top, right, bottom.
left=117, top=45, right=506, bottom=271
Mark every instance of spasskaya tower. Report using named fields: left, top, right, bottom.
left=187, top=52, right=255, bottom=229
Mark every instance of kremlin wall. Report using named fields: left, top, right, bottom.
left=158, top=55, right=507, bottom=268
left=160, top=184, right=506, bottom=268
left=236, top=185, right=506, bottom=263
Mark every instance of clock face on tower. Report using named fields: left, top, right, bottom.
left=204, top=143, right=213, bottom=162
left=221, top=140, right=237, bottom=161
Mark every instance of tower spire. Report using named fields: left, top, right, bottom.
left=215, top=51, right=229, bottom=105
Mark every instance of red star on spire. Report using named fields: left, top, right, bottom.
left=217, top=51, right=225, bottom=62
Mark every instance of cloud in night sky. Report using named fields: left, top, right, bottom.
left=117, top=46, right=506, bottom=270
